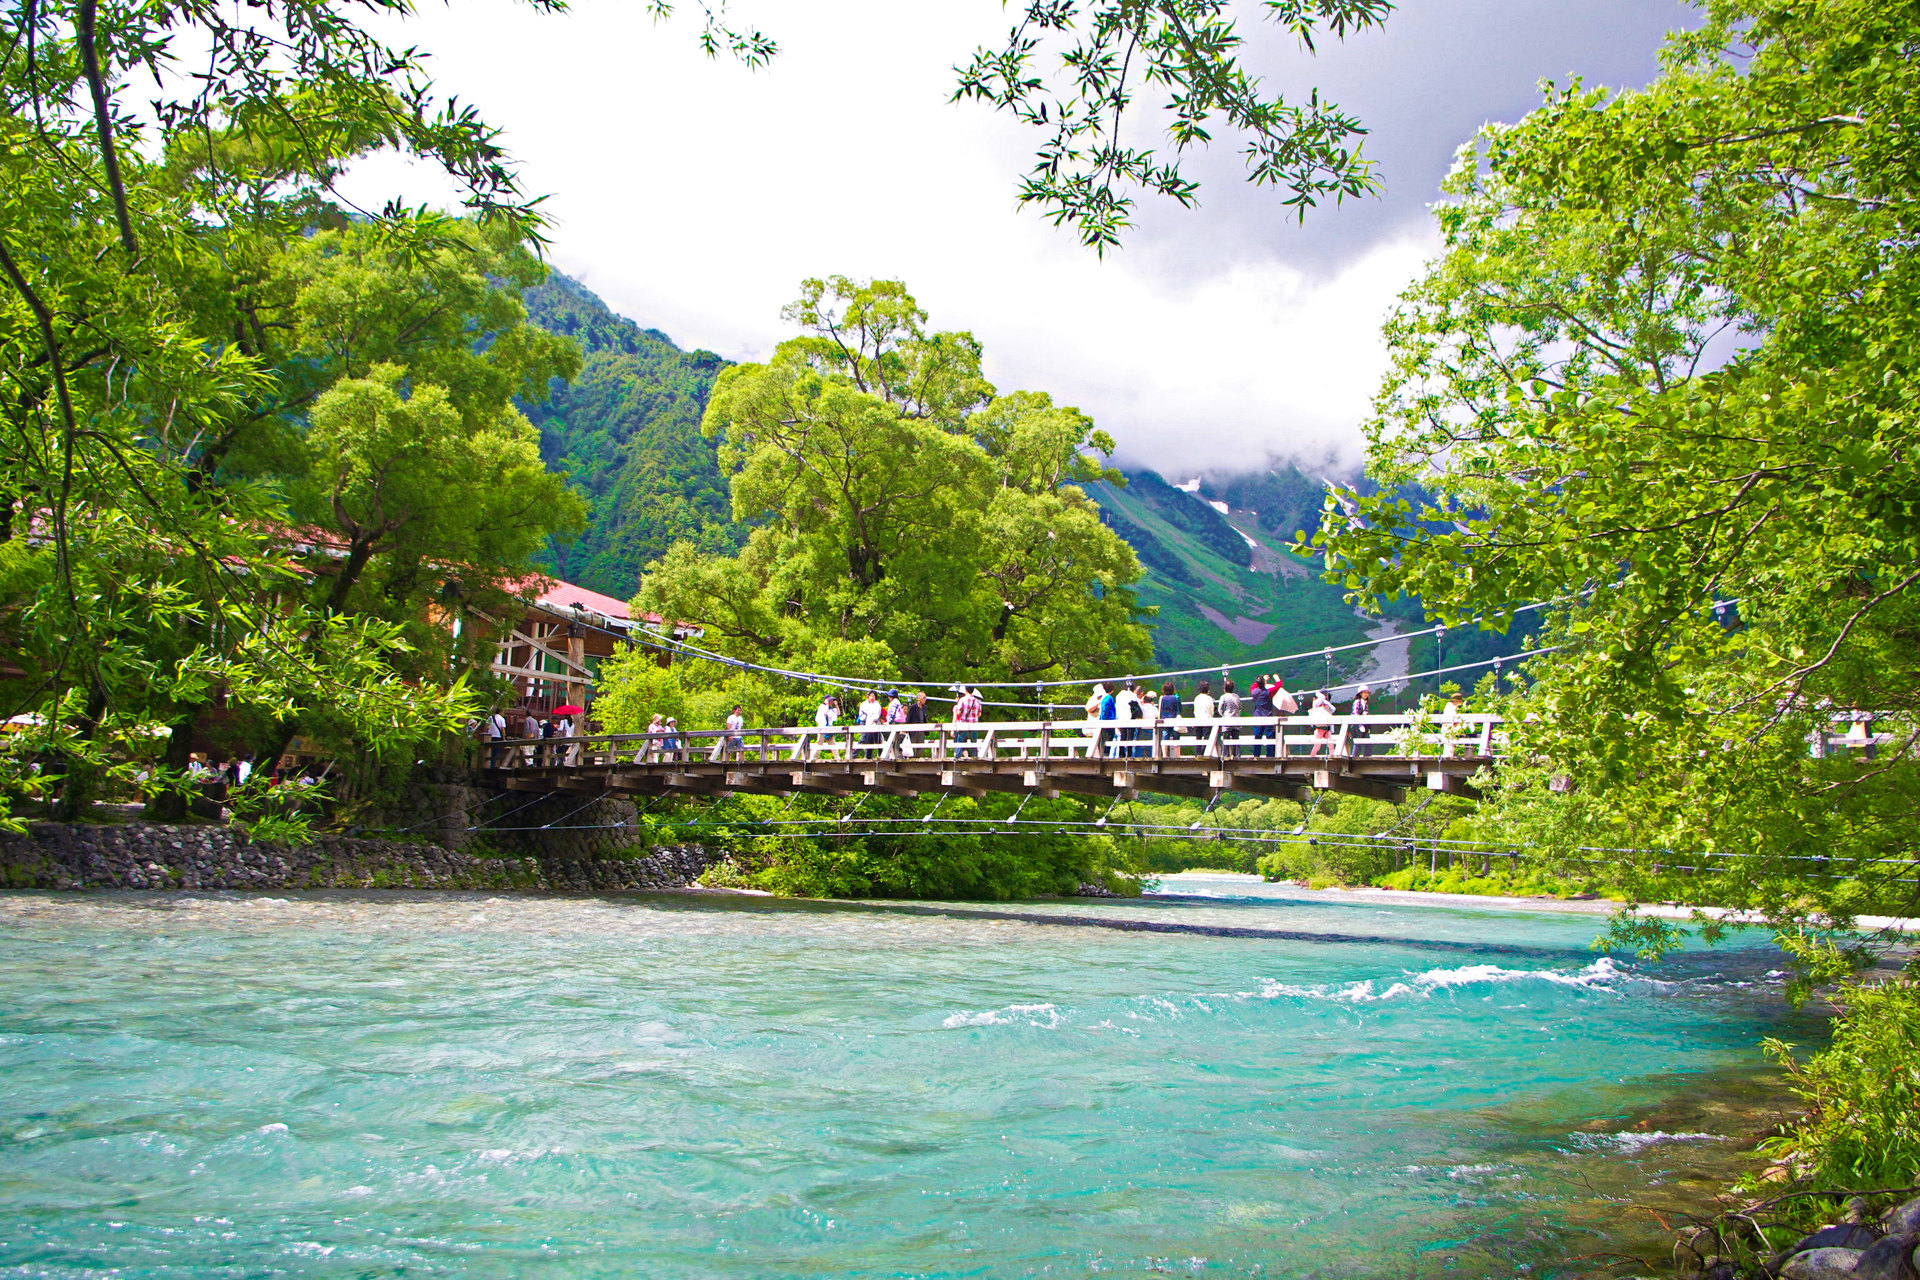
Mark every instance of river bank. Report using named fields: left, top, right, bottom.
left=0, top=818, right=722, bottom=893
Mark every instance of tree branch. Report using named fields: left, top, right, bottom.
left=76, top=0, right=137, bottom=257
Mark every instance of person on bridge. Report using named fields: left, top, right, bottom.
left=1115, top=681, right=1140, bottom=758
left=811, top=695, right=841, bottom=761
left=1309, top=690, right=1336, bottom=755
left=904, top=691, right=929, bottom=757
left=1439, top=692, right=1466, bottom=757
left=1131, top=680, right=1153, bottom=758
left=662, top=717, right=682, bottom=760
left=1349, top=686, right=1373, bottom=757
left=1218, top=679, right=1243, bottom=758
left=1344, top=690, right=1374, bottom=759
left=954, top=686, right=983, bottom=757
left=484, top=708, right=508, bottom=768
left=640, top=712, right=666, bottom=763
left=857, top=690, right=884, bottom=757
left=1249, top=678, right=1276, bottom=758
left=724, top=705, right=747, bottom=761
left=1157, top=681, right=1182, bottom=755
left=1081, top=684, right=1104, bottom=758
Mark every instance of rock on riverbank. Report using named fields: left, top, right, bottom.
left=0, top=821, right=722, bottom=893
left=1681, top=1192, right=1920, bottom=1280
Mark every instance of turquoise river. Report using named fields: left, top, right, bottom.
left=0, top=876, right=1819, bottom=1278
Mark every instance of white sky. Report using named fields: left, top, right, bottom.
left=341, top=0, right=1695, bottom=475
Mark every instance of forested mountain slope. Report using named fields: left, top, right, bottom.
left=518, top=273, right=740, bottom=597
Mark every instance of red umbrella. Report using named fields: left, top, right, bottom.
left=551, top=704, right=585, bottom=716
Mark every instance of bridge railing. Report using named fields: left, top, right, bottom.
left=482, top=713, right=1507, bottom=770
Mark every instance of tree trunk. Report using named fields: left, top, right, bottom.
left=143, top=707, right=201, bottom=821
left=50, top=680, right=110, bottom=821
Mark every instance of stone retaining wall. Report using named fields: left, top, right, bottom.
left=0, top=821, right=721, bottom=893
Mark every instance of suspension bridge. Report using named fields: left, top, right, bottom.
left=479, top=714, right=1503, bottom=804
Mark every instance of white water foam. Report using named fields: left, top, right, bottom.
left=942, top=1002, right=1062, bottom=1030
left=1568, top=1130, right=1723, bottom=1153
left=1250, top=957, right=1660, bottom=1004
left=942, top=959, right=1664, bottom=1032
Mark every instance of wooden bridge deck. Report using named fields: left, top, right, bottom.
left=480, top=715, right=1503, bottom=804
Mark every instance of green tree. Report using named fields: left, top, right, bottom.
left=633, top=277, right=1150, bottom=699
left=145, top=208, right=585, bottom=810
left=954, top=0, right=1393, bottom=247
left=300, top=363, right=582, bottom=615
left=0, top=0, right=583, bottom=819
left=1312, top=0, right=1920, bottom=951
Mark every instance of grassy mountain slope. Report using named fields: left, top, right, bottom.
left=1090, top=469, right=1382, bottom=687
left=1127, top=465, right=1540, bottom=700
left=519, top=272, right=739, bottom=598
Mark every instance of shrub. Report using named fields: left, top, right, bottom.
left=1761, top=976, right=1920, bottom=1191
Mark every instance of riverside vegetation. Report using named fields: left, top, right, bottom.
left=2, top=0, right=1918, bottom=1262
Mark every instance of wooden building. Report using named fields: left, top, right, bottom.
left=483, top=576, right=700, bottom=722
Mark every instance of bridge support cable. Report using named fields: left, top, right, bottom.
left=468, top=791, right=561, bottom=831
left=391, top=787, right=522, bottom=834
left=1004, top=790, right=1038, bottom=825
left=537, top=794, right=612, bottom=830
left=629, top=591, right=1644, bottom=693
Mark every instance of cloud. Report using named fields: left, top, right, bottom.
left=338, top=0, right=1697, bottom=476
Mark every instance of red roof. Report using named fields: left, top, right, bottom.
left=512, top=575, right=664, bottom=627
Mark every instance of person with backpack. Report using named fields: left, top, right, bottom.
left=1309, top=690, right=1337, bottom=756
left=881, top=690, right=908, bottom=758
left=1348, top=686, right=1373, bottom=756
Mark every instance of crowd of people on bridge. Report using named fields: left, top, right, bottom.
left=1077, top=675, right=1385, bottom=759
left=473, top=674, right=1475, bottom=769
